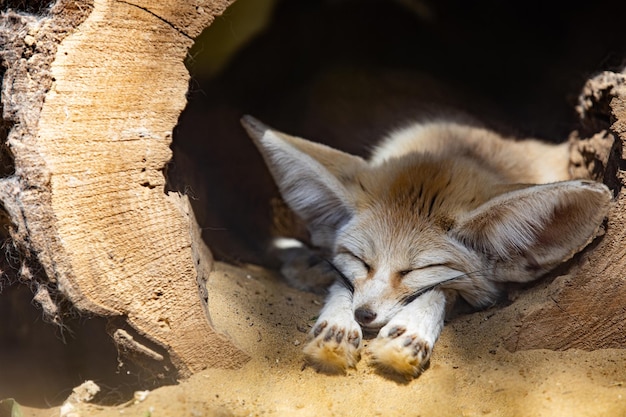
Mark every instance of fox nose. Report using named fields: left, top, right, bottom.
left=355, top=307, right=377, bottom=325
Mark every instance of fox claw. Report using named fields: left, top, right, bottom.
left=303, top=319, right=362, bottom=374
left=368, top=328, right=431, bottom=379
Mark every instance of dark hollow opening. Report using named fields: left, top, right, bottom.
left=3, top=0, right=626, bottom=408
left=168, top=0, right=626, bottom=266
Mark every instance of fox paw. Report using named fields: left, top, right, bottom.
left=368, top=325, right=432, bottom=379
left=271, top=238, right=337, bottom=294
left=303, top=319, right=362, bottom=374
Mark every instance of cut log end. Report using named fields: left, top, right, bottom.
left=1, top=0, right=624, bottom=397
left=0, top=0, right=249, bottom=383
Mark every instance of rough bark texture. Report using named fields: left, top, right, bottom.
left=505, top=70, right=626, bottom=351
left=1, top=0, right=624, bottom=391
left=0, top=0, right=249, bottom=380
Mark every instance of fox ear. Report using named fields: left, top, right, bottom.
left=242, top=115, right=366, bottom=246
left=452, top=180, right=611, bottom=277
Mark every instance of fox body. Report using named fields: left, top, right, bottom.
left=242, top=116, right=611, bottom=379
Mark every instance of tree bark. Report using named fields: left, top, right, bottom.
left=0, top=0, right=249, bottom=380
left=505, top=70, right=626, bottom=351
left=0, top=0, right=623, bottom=384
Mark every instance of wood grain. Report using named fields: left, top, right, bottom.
left=0, top=0, right=248, bottom=378
left=505, top=72, right=626, bottom=351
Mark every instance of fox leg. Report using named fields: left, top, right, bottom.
left=271, top=237, right=337, bottom=294
left=303, top=281, right=363, bottom=373
left=368, top=289, right=447, bottom=379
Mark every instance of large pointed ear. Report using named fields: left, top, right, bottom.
left=241, top=115, right=366, bottom=247
left=452, top=180, right=611, bottom=277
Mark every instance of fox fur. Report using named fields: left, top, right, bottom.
left=242, top=115, right=611, bottom=379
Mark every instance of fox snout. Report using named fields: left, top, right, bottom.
left=354, top=305, right=389, bottom=334
left=355, top=306, right=377, bottom=325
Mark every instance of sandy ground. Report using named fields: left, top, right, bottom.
left=21, top=261, right=626, bottom=417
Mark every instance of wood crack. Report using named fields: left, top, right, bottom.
left=116, top=0, right=194, bottom=41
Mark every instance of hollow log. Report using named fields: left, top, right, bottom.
left=504, top=70, right=626, bottom=351
left=0, top=0, right=249, bottom=380
left=0, top=0, right=624, bottom=386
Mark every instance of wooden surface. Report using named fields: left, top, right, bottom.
left=505, top=71, right=626, bottom=351
left=1, top=0, right=623, bottom=385
left=0, top=0, right=249, bottom=378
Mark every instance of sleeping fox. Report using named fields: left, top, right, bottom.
left=241, top=115, right=611, bottom=379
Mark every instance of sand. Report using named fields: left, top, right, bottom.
left=21, top=262, right=626, bottom=417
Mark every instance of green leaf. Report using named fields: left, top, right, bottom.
left=0, top=399, right=23, bottom=417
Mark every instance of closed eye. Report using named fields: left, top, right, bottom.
left=337, top=248, right=372, bottom=273
left=321, top=258, right=354, bottom=293
left=400, top=267, right=483, bottom=306
left=354, top=255, right=372, bottom=272
left=398, top=263, right=451, bottom=278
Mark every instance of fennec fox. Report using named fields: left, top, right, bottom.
left=242, top=116, right=611, bottom=379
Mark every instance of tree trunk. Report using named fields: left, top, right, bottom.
left=0, top=0, right=249, bottom=380
left=504, top=70, right=626, bottom=351
left=0, top=0, right=623, bottom=386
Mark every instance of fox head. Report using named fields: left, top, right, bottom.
left=242, top=116, right=611, bottom=332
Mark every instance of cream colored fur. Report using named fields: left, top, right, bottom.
left=242, top=115, right=611, bottom=380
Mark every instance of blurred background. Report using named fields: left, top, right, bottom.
left=169, top=0, right=626, bottom=264
left=3, top=0, right=626, bottom=408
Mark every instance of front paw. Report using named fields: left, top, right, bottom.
left=302, top=318, right=362, bottom=374
left=368, top=325, right=432, bottom=379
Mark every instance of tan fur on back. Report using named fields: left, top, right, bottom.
left=371, top=122, right=571, bottom=184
